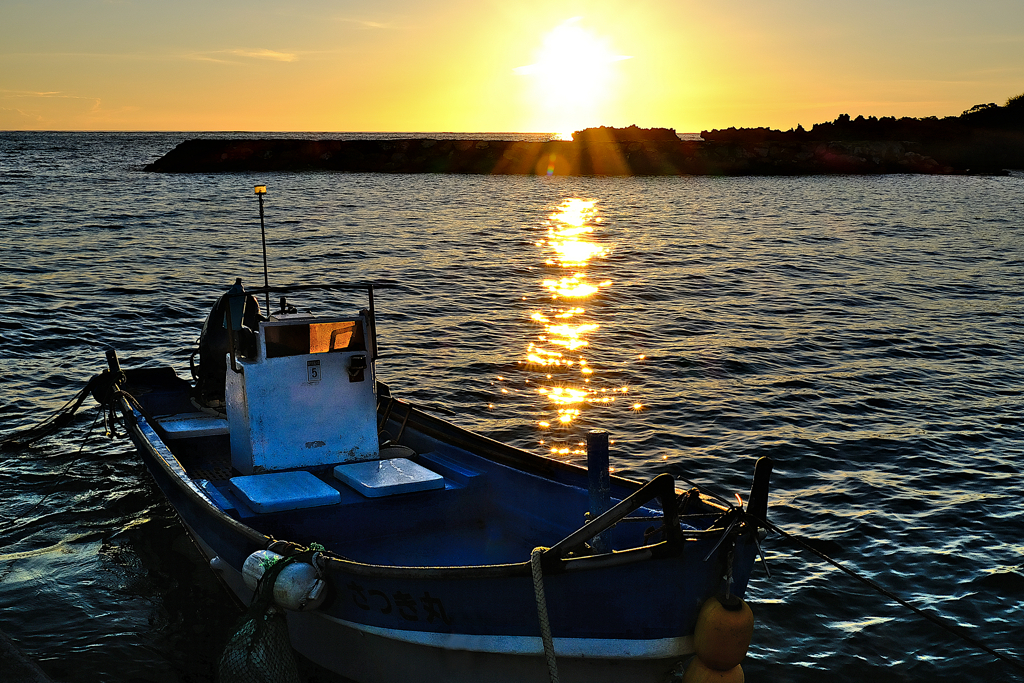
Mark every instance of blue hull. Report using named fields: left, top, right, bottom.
left=120, top=368, right=764, bottom=683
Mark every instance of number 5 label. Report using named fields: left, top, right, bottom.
left=307, top=359, right=321, bottom=383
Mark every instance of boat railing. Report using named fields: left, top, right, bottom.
left=543, top=472, right=681, bottom=565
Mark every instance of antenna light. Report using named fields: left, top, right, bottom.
left=255, top=185, right=270, bottom=313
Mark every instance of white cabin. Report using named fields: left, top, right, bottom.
left=225, top=312, right=379, bottom=474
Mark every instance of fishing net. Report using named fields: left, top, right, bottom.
left=217, top=556, right=303, bottom=683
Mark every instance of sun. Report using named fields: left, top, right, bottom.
left=515, top=18, right=630, bottom=137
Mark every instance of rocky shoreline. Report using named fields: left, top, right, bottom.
left=145, top=137, right=968, bottom=175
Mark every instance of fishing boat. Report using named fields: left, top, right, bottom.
left=103, top=275, right=772, bottom=683
left=105, top=181, right=773, bottom=681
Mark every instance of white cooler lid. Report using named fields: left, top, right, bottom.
left=229, top=470, right=341, bottom=513
left=334, top=458, right=444, bottom=498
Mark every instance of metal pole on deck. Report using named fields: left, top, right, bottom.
left=587, top=430, right=611, bottom=553
left=255, top=184, right=270, bottom=314
left=368, top=284, right=379, bottom=361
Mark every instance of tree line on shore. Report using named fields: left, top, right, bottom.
left=702, top=93, right=1024, bottom=143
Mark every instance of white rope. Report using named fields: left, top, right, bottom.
left=531, top=547, right=560, bottom=683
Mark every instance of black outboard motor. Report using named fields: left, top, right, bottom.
left=191, top=279, right=263, bottom=407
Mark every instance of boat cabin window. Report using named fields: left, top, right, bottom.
left=264, top=320, right=366, bottom=358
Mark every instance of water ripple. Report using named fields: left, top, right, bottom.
left=0, top=132, right=1022, bottom=682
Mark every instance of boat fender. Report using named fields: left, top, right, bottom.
left=691, top=594, right=754, bottom=671
left=682, top=655, right=744, bottom=683
left=242, top=549, right=327, bottom=612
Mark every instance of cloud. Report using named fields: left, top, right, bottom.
left=0, top=89, right=100, bottom=109
left=0, top=92, right=108, bottom=130
left=0, top=89, right=64, bottom=98
left=189, top=48, right=298, bottom=64
left=0, top=107, right=43, bottom=126
left=334, top=17, right=398, bottom=29
left=225, top=48, right=297, bottom=62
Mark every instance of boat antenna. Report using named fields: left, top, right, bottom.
left=254, top=184, right=270, bottom=314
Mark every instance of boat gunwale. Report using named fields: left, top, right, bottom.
left=121, top=398, right=270, bottom=552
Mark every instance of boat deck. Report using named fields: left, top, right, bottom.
left=176, top=434, right=643, bottom=566
left=124, top=367, right=723, bottom=569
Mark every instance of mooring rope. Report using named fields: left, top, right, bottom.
left=3, top=406, right=105, bottom=529
left=764, top=518, right=1024, bottom=674
left=0, top=369, right=126, bottom=450
left=530, top=547, right=560, bottom=683
left=0, top=381, right=94, bottom=450
left=1, top=372, right=137, bottom=531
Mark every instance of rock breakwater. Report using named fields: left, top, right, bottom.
left=145, top=137, right=956, bottom=175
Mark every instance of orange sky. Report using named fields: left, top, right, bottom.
left=1, top=0, right=1022, bottom=132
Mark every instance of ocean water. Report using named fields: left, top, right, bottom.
left=0, top=132, right=1022, bottom=682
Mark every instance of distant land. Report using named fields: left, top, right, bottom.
left=146, top=95, right=1024, bottom=176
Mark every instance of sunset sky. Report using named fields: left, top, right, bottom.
left=2, top=0, right=1022, bottom=133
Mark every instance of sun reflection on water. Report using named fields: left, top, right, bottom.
left=512, top=197, right=623, bottom=456
left=489, top=197, right=645, bottom=456
left=542, top=274, right=602, bottom=298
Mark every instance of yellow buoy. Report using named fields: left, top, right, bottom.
left=682, top=656, right=744, bottom=683
left=692, top=595, right=754, bottom=671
